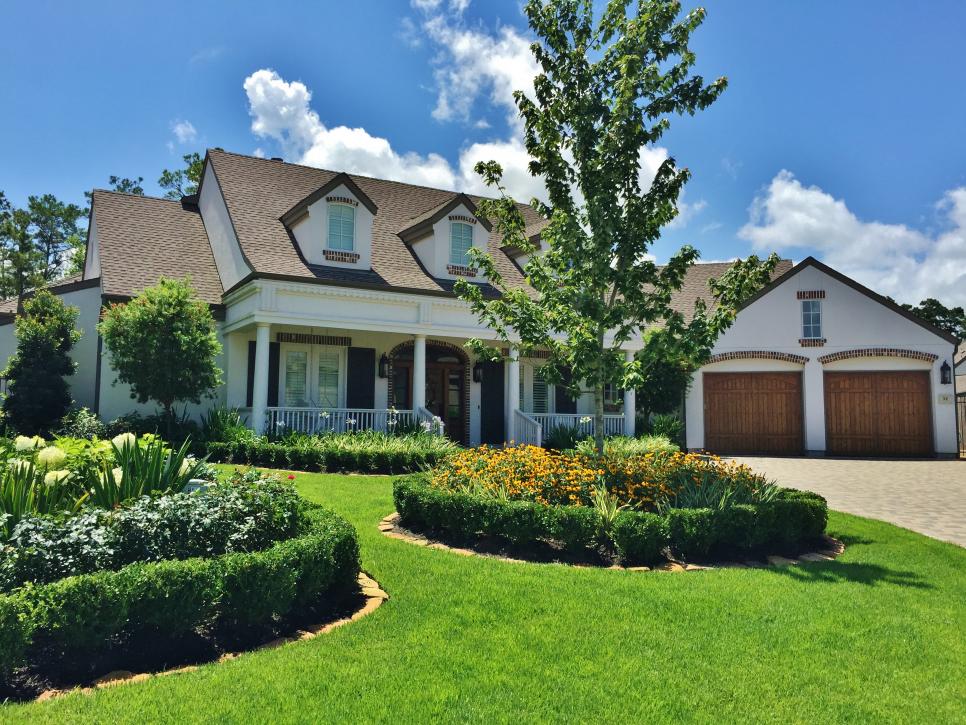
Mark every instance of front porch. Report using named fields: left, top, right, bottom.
left=228, top=322, right=635, bottom=447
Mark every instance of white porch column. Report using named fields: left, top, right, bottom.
left=412, top=334, right=427, bottom=411
left=251, top=322, right=271, bottom=435
left=506, top=346, right=520, bottom=442
left=623, top=349, right=636, bottom=437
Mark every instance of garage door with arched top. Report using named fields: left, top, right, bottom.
left=703, top=372, right=804, bottom=455
left=824, top=371, right=933, bottom=457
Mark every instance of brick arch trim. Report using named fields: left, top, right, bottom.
left=817, top=348, right=938, bottom=365
left=387, top=339, right=471, bottom=444
left=706, top=351, right=809, bottom=366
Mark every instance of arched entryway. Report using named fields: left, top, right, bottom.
left=388, top=340, right=470, bottom=444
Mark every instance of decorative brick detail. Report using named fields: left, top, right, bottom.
left=323, top=249, right=361, bottom=264
left=326, top=196, right=358, bottom=207
left=447, top=264, right=477, bottom=277
left=448, top=214, right=477, bottom=224
left=799, top=338, right=827, bottom=347
left=796, top=290, right=826, bottom=300
left=817, top=348, right=939, bottom=364
left=276, top=332, right=352, bottom=346
left=707, top=350, right=809, bottom=366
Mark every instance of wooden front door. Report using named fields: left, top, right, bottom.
left=703, top=372, right=804, bottom=454
left=425, top=363, right=465, bottom=443
left=824, top=371, right=932, bottom=457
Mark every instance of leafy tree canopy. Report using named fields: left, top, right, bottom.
left=901, top=298, right=966, bottom=341
left=98, top=278, right=222, bottom=429
left=455, top=0, right=777, bottom=450
left=159, top=152, right=204, bottom=200
left=2, top=290, right=80, bottom=435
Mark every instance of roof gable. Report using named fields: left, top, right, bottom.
left=280, top=172, right=378, bottom=226
left=398, top=193, right=492, bottom=243
left=739, top=256, right=958, bottom=345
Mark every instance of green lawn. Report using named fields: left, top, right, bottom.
left=7, top=471, right=965, bottom=724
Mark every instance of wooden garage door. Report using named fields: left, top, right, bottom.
left=704, top=372, right=803, bottom=454
left=824, top=371, right=932, bottom=457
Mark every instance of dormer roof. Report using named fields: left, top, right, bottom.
left=279, top=171, right=378, bottom=227
left=397, top=193, right=492, bottom=244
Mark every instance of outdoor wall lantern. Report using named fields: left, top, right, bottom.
left=940, top=360, right=952, bottom=385
left=378, top=354, right=389, bottom=379
left=472, top=361, right=484, bottom=383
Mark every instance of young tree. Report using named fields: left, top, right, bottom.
left=159, top=152, right=203, bottom=200
left=456, top=0, right=777, bottom=451
left=98, top=277, right=222, bottom=435
left=2, top=290, right=80, bottom=435
left=0, top=207, right=43, bottom=298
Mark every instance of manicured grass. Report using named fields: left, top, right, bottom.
left=7, top=471, right=964, bottom=723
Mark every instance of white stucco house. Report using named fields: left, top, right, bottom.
left=0, top=149, right=958, bottom=456
left=685, top=257, right=959, bottom=457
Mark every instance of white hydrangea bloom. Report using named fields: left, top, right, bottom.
left=44, top=469, right=71, bottom=485
left=112, top=467, right=124, bottom=484
left=111, top=432, right=137, bottom=450
left=14, top=435, right=44, bottom=452
left=37, top=446, right=67, bottom=470
left=8, top=459, right=32, bottom=475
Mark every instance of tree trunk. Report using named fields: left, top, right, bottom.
left=593, top=383, right=605, bottom=455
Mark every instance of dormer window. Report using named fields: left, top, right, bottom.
left=328, top=203, right=355, bottom=251
left=450, top=221, right=473, bottom=266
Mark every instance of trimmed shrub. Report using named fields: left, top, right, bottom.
left=207, top=432, right=457, bottom=475
left=393, top=474, right=828, bottom=567
left=611, top=511, right=665, bottom=564
left=0, top=504, right=359, bottom=676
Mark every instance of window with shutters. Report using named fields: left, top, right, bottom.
left=317, top=349, right=341, bottom=407
left=532, top=373, right=549, bottom=414
left=284, top=351, right=309, bottom=407
left=519, top=364, right=553, bottom=414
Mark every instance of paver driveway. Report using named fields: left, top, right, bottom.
left=732, top=457, right=966, bottom=547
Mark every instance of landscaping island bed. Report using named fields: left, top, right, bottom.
left=392, top=446, right=829, bottom=567
left=0, top=435, right=366, bottom=702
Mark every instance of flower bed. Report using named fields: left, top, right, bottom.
left=0, top=472, right=360, bottom=698
left=393, top=447, right=827, bottom=566
left=207, top=431, right=459, bottom=474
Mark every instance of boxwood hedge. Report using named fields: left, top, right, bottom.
left=207, top=439, right=451, bottom=474
left=392, top=474, right=827, bottom=565
left=0, top=506, right=359, bottom=678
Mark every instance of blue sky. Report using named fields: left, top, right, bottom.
left=3, top=0, right=966, bottom=303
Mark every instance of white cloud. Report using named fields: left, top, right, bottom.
left=170, top=120, right=197, bottom=144
left=190, top=46, right=225, bottom=64
left=739, top=170, right=966, bottom=304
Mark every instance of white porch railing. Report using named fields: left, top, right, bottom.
left=526, top=412, right=625, bottom=443
left=416, top=406, right=446, bottom=437
left=265, top=407, right=416, bottom=435
left=513, top=409, right=542, bottom=447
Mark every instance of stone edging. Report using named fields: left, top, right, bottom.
left=379, top=512, right=845, bottom=573
left=35, top=572, right=388, bottom=703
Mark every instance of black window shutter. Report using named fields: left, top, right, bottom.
left=346, top=347, right=376, bottom=408
left=246, top=341, right=256, bottom=407
left=268, top=342, right=280, bottom=407
left=247, top=341, right=280, bottom=407
left=555, top=368, right=577, bottom=414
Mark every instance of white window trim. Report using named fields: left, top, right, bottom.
left=278, top=342, right=347, bottom=408
left=449, top=221, right=474, bottom=267
left=801, top=299, right=823, bottom=339
left=327, top=202, right=356, bottom=252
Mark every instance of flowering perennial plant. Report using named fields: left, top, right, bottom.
left=431, top=446, right=774, bottom=512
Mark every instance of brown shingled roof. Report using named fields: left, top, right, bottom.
left=92, top=190, right=223, bottom=305
left=667, top=259, right=794, bottom=321
left=206, top=149, right=534, bottom=294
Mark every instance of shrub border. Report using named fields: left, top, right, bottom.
left=0, top=505, right=361, bottom=683
left=392, top=474, right=830, bottom=567
left=206, top=440, right=451, bottom=475
left=32, top=571, right=388, bottom=703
